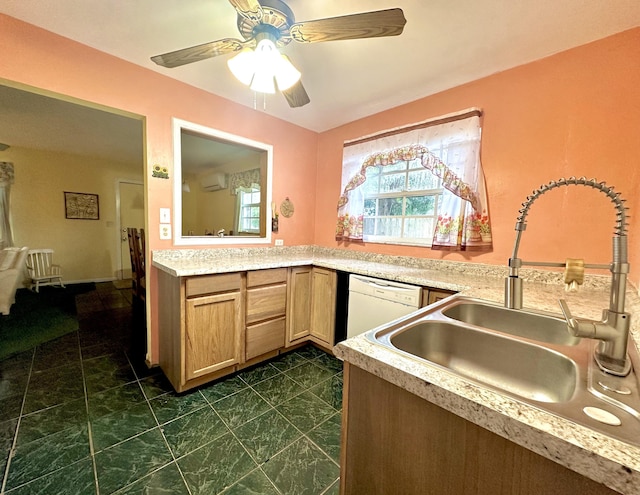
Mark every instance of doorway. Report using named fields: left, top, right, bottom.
left=117, top=180, right=145, bottom=282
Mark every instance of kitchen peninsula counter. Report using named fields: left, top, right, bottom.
left=152, top=245, right=640, bottom=494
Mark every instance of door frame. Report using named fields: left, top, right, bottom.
left=115, top=178, right=145, bottom=281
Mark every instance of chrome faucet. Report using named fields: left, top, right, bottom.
left=505, top=177, right=631, bottom=376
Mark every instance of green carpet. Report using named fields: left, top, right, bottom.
left=0, top=284, right=95, bottom=361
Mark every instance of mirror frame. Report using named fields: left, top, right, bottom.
left=172, top=118, right=273, bottom=246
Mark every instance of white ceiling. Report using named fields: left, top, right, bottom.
left=2, top=0, right=640, bottom=133
left=0, top=84, right=144, bottom=165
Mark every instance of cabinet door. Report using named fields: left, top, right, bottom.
left=185, top=291, right=243, bottom=380
left=287, top=266, right=312, bottom=343
left=311, top=268, right=337, bottom=345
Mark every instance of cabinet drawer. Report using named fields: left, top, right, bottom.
left=186, top=273, right=242, bottom=298
left=246, top=283, right=287, bottom=324
left=246, top=317, right=286, bottom=360
left=247, top=268, right=288, bottom=288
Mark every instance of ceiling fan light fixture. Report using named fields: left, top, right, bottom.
left=228, top=38, right=300, bottom=94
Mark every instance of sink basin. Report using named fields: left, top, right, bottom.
left=390, top=321, right=578, bottom=403
left=442, top=300, right=580, bottom=346
left=366, top=294, right=640, bottom=446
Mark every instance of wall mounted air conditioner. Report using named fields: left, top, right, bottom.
left=200, top=172, right=227, bottom=191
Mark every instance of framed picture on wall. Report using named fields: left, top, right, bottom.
left=64, top=191, right=100, bottom=220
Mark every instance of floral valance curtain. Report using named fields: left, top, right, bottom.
left=0, top=162, right=15, bottom=248
left=229, top=168, right=261, bottom=195
left=336, top=109, right=492, bottom=251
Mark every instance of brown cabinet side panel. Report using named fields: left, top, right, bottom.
left=157, top=269, right=183, bottom=390
left=342, top=365, right=618, bottom=495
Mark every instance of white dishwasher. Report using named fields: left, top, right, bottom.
left=347, top=274, right=422, bottom=338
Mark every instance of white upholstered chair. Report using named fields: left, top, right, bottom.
left=25, top=249, right=65, bottom=292
left=0, top=246, right=29, bottom=315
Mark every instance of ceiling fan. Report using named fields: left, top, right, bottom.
left=151, top=0, right=406, bottom=108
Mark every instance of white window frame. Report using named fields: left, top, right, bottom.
left=236, top=186, right=261, bottom=234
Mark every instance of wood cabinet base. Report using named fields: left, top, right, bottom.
left=341, top=364, right=618, bottom=495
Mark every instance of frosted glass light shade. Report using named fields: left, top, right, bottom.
left=274, top=55, right=301, bottom=91
left=227, top=39, right=301, bottom=93
left=250, top=67, right=276, bottom=93
left=227, top=48, right=256, bottom=86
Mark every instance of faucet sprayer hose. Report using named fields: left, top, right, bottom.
left=515, top=177, right=628, bottom=237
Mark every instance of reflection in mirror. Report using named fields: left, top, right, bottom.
left=173, top=119, right=272, bottom=245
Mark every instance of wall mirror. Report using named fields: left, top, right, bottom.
left=172, top=118, right=273, bottom=245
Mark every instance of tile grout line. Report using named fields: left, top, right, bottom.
left=237, top=359, right=342, bottom=492
left=78, top=329, right=101, bottom=495
left=198, top=371, right=294, bottom=494
left=0, top=348, right=36, bottom=495
left=131, top=354, right=194, bottom=495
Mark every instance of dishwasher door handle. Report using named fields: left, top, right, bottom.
left=366, top=281, right=417, bottom=293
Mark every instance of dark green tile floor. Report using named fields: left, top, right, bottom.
left=0, top=283, right=343, bottom=494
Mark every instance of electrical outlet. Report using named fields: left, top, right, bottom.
left=275, top=239, right=284, bottom=246
left=160, top=224, right=172, bottom=240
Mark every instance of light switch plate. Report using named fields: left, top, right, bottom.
left=160, top=224, right=172, bottom=240
left=159, top=208, right=171, bottom=223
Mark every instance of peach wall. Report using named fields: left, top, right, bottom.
left=0, top=14, right=318, bottom=362
left=316, top=28, right=640, bottom=285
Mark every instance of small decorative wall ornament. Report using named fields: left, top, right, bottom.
left=64, top=191, right=99, bottom=220
left=152, top=164, right=169, bottom=179
left=280, top=197, right=294, bottom=218
left=271, top=202, right=279, bottom=232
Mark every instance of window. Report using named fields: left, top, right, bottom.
left=360, top=138, right=473, bottom=246
left=237, top=187, right=261, bottom=234
left=337, top=109, right=492, bottom=251
left=362, top=160, right=443, bottom=245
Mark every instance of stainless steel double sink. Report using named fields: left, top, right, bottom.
left=368, top=295, right=640, bottom=446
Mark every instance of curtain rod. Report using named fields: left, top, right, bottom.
left=344, top=109, right=482, bottom=148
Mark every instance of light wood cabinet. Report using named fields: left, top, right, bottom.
left=287, top=266, right=337, bottom=347
left=185, top=291, right=243, bottom=380
left=245, top=268, right=287, bottom=360
left=421, top=287, right=457, bottom=307
left=287, top=266, right=313, bottom=343
left=310, top=267, right=337, bottom=345
left=156, top=264, right=334, bottom=392
left=158, top=270, right=244, bottom=392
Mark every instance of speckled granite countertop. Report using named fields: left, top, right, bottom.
left=152, top=245, right=640, bottom=494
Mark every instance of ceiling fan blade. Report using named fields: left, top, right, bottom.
left=289, top=8, right=406, bottom=43
left=151, top=38, right=248, bottom=68
left=282, top=80, right=310, bottom=108
left=228, top=0, right=263, bottom=22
